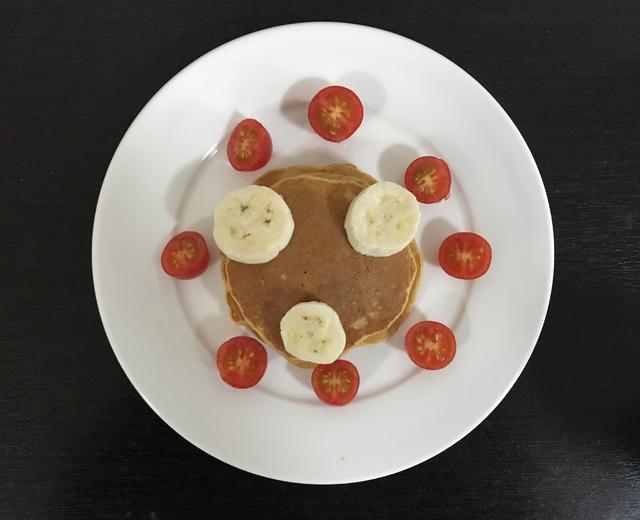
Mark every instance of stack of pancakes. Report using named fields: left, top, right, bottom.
left=221, top=164, right=423, bottom=367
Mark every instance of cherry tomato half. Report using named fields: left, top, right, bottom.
left=226, top=118, right=272, bottom=172
left=405, top=321, right=456, bottom=370
left=311, top=359, right=360, bottom=406
left=160, top=231, right=210, bottom=280
left=404, top=156, right=451, bottom=203
left=216, top=336, right=268, bottom=389
left=308, top=86, right=364, bottom=142
left=439, top=232, right=492, bottom=280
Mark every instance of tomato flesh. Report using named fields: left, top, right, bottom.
left=308, top=86, right=364, bottom=142
left=439, top=232, right=492, bottom=280
left=404, top=156, right=451, bottom=203
left=311, top=359, right=360, bottom=406
left=405, top=321, right=456, bottom=370
left=216, top=337, right=267, bottom=389
left=226, top=118, right=272, bottom=172
left=160, top=231, right=210, bottom=280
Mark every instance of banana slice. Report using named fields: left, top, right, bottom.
left=280, top=302, right=346, bottom=364
left=345, top=181, right=421, bottom=257
left=213, top=185, right=294, bottom=264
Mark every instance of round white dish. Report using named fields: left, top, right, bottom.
left=92, top=22, right=553, bottom=484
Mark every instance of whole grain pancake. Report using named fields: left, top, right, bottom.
left=221, top=164, right=423, bottom=367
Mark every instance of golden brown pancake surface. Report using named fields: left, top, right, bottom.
left=221, top=164, right=423, bottom=367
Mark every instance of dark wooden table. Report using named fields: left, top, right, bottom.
left=2, top=1, right=639, bottom=518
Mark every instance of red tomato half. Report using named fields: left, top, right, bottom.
left=226, top=118, right=272, bottom=172
left=439, top=232, right=492, bottom=280
left=216, top=337, right=267, bottom=389
left=311, top=359, right=360, bottom=406
left=404, top=156, right=451, bottom=203
left=160, top=231, right=210, bottom=280
left=405, top=321, right=456, bottom=370
left=308, top=86, right=364, bottom=142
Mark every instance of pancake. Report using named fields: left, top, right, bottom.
left=221, top=164, right=423, bottom=367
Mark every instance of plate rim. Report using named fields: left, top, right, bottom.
left=92, top=21, right=554, bottom=484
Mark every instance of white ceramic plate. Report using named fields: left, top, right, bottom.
left=92, top=22, right=553, bottom=484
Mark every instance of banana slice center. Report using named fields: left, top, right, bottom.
left=226, top=197, right=276, bottom=239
